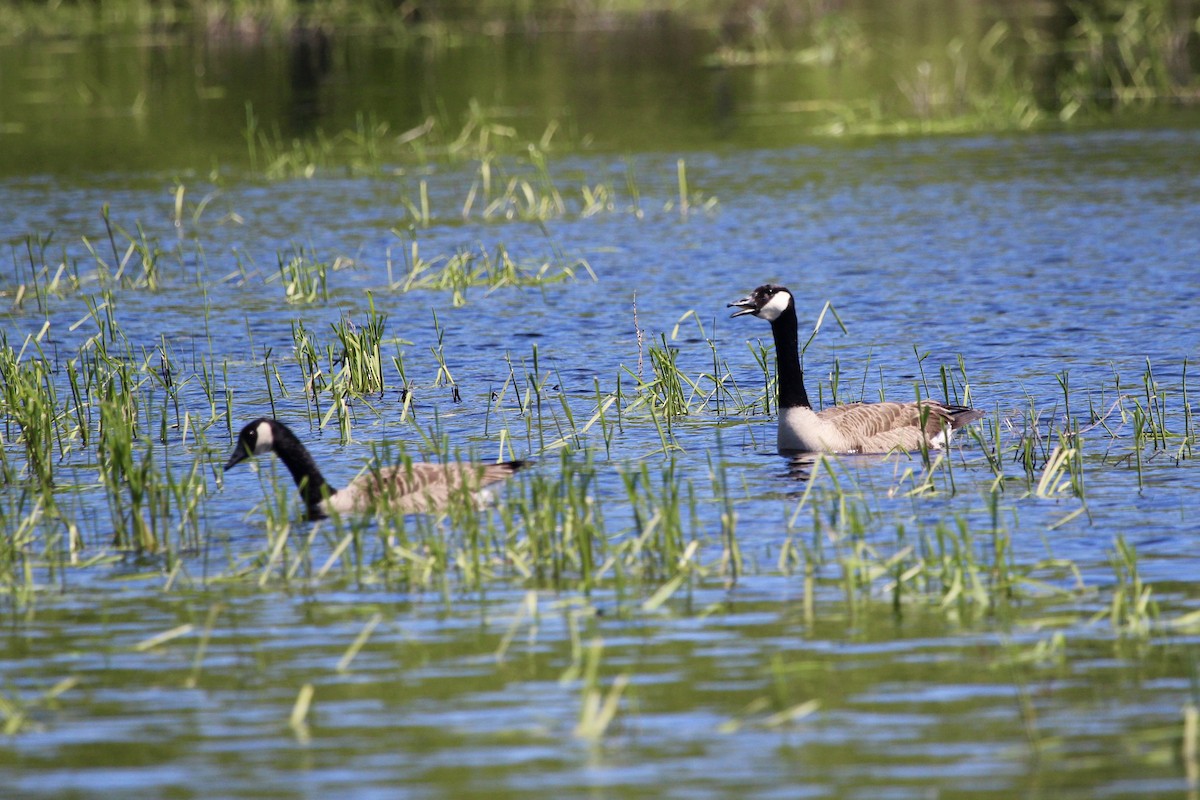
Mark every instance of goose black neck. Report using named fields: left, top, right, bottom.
left=270, top=423, right=336, bottom=509
left=772, top=305, right=811, bottom=409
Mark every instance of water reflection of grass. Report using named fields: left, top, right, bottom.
left=4, top=1, right=1194, bottom=138
left=242, top=101, right=719, bottom=221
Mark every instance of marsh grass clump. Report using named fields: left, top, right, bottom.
left=706, top=8, right=869, bottom=69
left=271, top=244, right=336, bottom=305
left=330, top=297, right=387, bottom=397
left=959, top=360, right=1197, bottom=499
left=459, top=151, right=677, bottom=222
left=0, top=339, right=61, bottom=492
left=96, top=397, right=159, bottom=552
left=1056, top=0, right=1198, bottom=115
left=77, top=205, right=167, bottom=291
left=388, top=237, right=593, bottom=306
left=279, top=444, right=718, bottom=599
left=287, top=301, right=389, bottom=411
left=3, top=233, right=80, bottom=312
left=245, top=105, right=391, bottom=180
left=587, top=312, right=762, bottom=456
left=4, top=213, right=182, bottom=311
left=779, top=458, right=1084, bottom=621
left=499, top=448, right=604, bottom=590
left=1106, top=534, right=1158, bottom=636
left=244, top=100, right=563, bottom=181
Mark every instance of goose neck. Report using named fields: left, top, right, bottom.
left=771, top=306, right=811, bottom=409
left=270, top=423, right=334, bottom=509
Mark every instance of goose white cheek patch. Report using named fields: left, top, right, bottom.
left=758, top=291, right=792, bottom=322
left=254, top=421, right=274, bottom=454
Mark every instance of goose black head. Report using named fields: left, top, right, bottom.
left=224, top=417, right=278, bottom=471
left=728, top=284, right=794, bottom=322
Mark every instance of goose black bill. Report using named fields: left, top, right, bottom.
left=223, top=447, right=250, bottom=471
left=727, top=295, right=758, bottom=317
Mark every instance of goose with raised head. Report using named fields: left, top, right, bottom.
left=223, top=418, right=528, bottom=518
left=728, top=284, right=985, bottom=454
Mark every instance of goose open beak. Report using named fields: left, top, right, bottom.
left=727, top=296, right=758, bottom=318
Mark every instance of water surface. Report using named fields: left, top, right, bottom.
left=2, top=19, right=1200, bottom=800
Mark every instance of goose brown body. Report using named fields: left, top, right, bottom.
left=224, top=418, right=528, bottom=518
left=323, top=460, right=528, bottom=516
left=729, top=284, right=984, bottom=454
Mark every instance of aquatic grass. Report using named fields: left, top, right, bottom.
left=959, top=359, right=1200, bottom=497
left=643, top=335, right=688, bottom=419
left=330, top=296, right=387, bottom=396
left=2, top=318, right=214, bottom=561
left=387, top=235, right=593, bottom=306
left=472, top=144, right=568, bottom=221
left=504, top=448, right=602, bottom=590
left=611, top=321, right=752, bottom=451
left=621, top=458, right=688, bottom=581
left=3, top=232, right=81, bottom=312
left=0, top=337, right=62, bottom=493
left=244, top=99, right=559, bottom=180
left=663, top=158, right=718, bottom=218
left=720, top=696, right=820, bottom=734
left=246, top=104, right=390, bottom=180
left=780, top=453, right=1091, bottom=620
left=241, top=102, right=706, bottom=225
left=5, top=218, right=174, bottom=310
left=427, top=310, right=456, bottom=398
left=73, top=205, right=167, bottom=291
left=292, top=445, right=713, bottom=596
left=271, top=244, right=333, bottom=305
left=290, top=319, right=327, bottom=416
left=96, top=394, right=158, bottom=552
left=465, top=162, right=662, bottom=223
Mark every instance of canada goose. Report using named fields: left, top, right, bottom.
left=223, top=417, right=528, bottom=518
left=728, top=284, right=984, bottom=454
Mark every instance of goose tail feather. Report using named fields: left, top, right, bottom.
left=943, top=405, right=986, bottom=430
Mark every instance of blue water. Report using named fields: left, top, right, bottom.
left=2, top=128, right=1200, bottom=798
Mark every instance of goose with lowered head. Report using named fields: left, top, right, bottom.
left=224, top=417, right=528, bottom=518
left=728, top=284, right=984, bottom=454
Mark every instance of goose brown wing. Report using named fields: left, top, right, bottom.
left=347, top=460, right=527, bottom=513
left=816, top=402, right=929, bottom=439
left=817, top=400, right=967, bottom=449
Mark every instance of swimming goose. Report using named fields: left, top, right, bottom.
left=223, top=417, right=528, bottom=518
left=728, top=284, right=984, bottom=454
